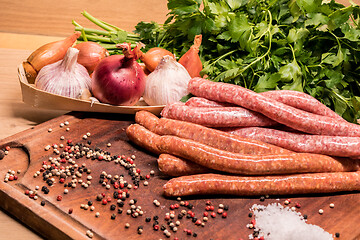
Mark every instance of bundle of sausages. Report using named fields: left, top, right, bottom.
left=126, top=77, right=360, bottom=197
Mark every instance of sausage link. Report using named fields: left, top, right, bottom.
left=186, top=93, right=345, bottom=122
left=161, top=101, right=277, bottom=127
left=185, top=97, right=235, bottom=107
left=135, top=111, right=292, bottom=155
left=157, top=135, right=359, bottom=175
left=125, top=124, right=162, bottom=155
left=261, top=90, right=345, bottom=121
left=188, top=77, right=360, bottom=136
left=158, top=154, right=212, bottom=176
left=134, top=110, right=159, bottom=132
left=225, top=127, right=360, bottom=158
left=163, top=172, right=360, bottom=197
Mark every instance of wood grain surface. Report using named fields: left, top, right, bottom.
left=0, top=0, right=168, bottom=37
left=0, top=112, right=359, bottom=240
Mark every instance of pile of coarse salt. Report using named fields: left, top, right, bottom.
left=249, top=203, right=333, bottom=240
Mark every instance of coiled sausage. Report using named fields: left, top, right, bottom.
left=188, top=77, right=360, bottom=136
left=225, top=127, right=360, bottom=158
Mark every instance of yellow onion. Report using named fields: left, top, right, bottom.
left=23, top=32, right=81, bottom=83
left=74, top=42, right=109, bottom=74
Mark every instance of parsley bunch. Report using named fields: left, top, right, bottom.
left=135, top=0, right=360, bottom=122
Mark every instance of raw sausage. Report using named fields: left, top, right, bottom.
left=163, top=172, right=360, bottom=197
left=157, top=135, right=359, bottom=175
left=125, top=124, right=162, bottom=155
left=225, top=127, right=360, bottom=158
left=188, top=77, right=360, bottom=137
left=261, top=90, right=345, bottom=121
left=185, top=97, right=235, bottom=107
left=158, top=154, right=212, bottom=176
left=161, top=102, right=277, bottom=127
left=135, top=111, right=292, bottom=155
left=186, top=93, right=345, bottom=122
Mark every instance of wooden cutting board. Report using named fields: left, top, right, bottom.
left=0, top=112, right=359, bottom=240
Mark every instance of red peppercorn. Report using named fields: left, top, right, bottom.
left=210, top=205, right=215, bottom=211
left=203, top=212, right=209, bottom=217
left=129, top=159, right=134, bottom=164
left=174, top=204, right=180, bottom=209
left=42, top=161, right=47, bottom=165
left=5, top=146, right=10, bottom=151
left=211, top=212, right=216, bottom=218
left=195, top=219, right=202, bottom=225
left=165, top=215, right=170, bottom=221
left=259, top=236, right=265, bottom=240
left=170, top=205, right=175, bottom=210
left=102, top=199, right=108, bottom=205
left=68, top=208, right=73, bottom=214
left=251, top=219, right=256, bottom=226
left=295, top=202, right=301, bottom=208
left=8, top=175, right=14, bottom=181
left=153, top=225, right=159, bottom=231
left=170, top=210, right=175, bottom=215
left=25, top=190, right=29, bottom=195
left=136, top=169, right=141, bottom=174
left=57, top=195, right=62, bottom=201
left=67, top=140, right=72, bottom=144
left=190, top=212, right=195, bottom=218
left=98, top=155, right=103, bottom=160
left=205, top=206, right=211, bottom=211
left=13, top=176, right=18, bottom=180
left=184, top=201, right=189, bottom=206
left=59, top=178, right=65, bottom=183
left=134, top=186, right=138, bottom=190
left=187, top=229, right=192, bottom=235
left=217, top=209, right=224, bottom=214
left=206, top=200, right=212, bottom=205
left=101, top=193, right=106, bottom=197
left=120, top=183, right=124, bottom=189
left=174, top=238, right=179, bottom=240
left=187, top=210, right=193, bottom=215
left=113, top=182, right=119, bottom=189
left=145, top=174, right=150, bottom=179
left=222, top=212, right=228, bottom=218
left=29, top=194, right=35, bottom=199
left=60, top=159, right=66, bottom=163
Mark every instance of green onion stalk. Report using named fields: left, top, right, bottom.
left=72, top=11, right=141, bottom=55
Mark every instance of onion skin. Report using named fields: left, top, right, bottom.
left=74, top=42, right=109, bottom=74
left=134, top=45, right=175, bottom=72
left=92, top=54, right=146, bottom=106
left=24, top=32, right=81, bottom=84
left=178, top=34, right=203, bottom=78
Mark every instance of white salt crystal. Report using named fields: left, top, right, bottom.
left=250, top=203, right=333, bottom=240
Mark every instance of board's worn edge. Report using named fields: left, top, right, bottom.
left=0, top=181, right=96, bottom=240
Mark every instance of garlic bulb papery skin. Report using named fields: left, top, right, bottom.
left=143, top=55, right=191, bottom=106
left=35, top=47, right=92, bottom=98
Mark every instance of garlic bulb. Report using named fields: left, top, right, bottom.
left=35, top=47, right=92, bottom=98
left=143, top=55, right=191, bottom=106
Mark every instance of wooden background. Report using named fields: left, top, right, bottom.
left=0, top=0, right=358, bottom=239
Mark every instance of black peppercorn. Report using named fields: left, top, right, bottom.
left=110, top=204, right=116, bottom=211
left=40, top=201, right=46, bottom=206
left=118, top=208, right=123, bottom=214
left=145, top=217, right=151, bottom=222
left=111, top=213, right=116, bottom=219
left=88, top=201, right=93, bottom=206
left=0, top=150, right=5, bottom=160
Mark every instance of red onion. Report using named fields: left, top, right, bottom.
left=91, top=43, right=146, bottom=106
